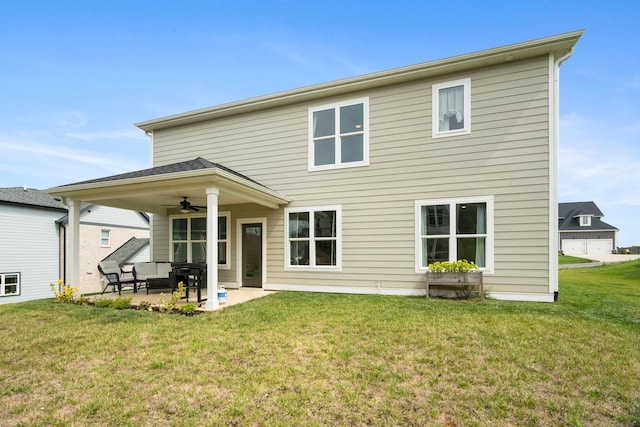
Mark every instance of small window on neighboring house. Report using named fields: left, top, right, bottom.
left=101, top=230, right=111, bottom=247
left=432, top=78, right=471, bottom=138
left=309, top=98, right=369, bottom=171
left=0, top=273, right=20, bottom=297
left=580, top=216, right=591, bottom=226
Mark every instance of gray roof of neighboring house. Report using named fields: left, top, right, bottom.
left=558, top=201, right=618, bottom=232
left=58, top=157, right=269, bottom=189
left=102, top=237, right=149, bottom=265
left=0, top=187, right=67, bottom=211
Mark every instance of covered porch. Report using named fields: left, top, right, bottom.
left=47, top=157, right=290, bottom=311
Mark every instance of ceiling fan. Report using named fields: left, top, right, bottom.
left=162, top=196, right=206, bottom=213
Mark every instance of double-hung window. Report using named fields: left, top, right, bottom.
left=0, top=273, right=20, bottom=297
left=309, top=98, right=369, bottom=171
left=170, top=213, right=230, bottom=267
left=100, top=229, right=111, bottom=247
left=432, top=78, right=471, bottom=138
left=286, top=206, right=342, bottom=270
left=416, top=196, right=493, bottom=272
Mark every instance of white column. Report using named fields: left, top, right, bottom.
left=66, top=198, right=81, bottom=287
left=205, top=187, right=220, bottom=310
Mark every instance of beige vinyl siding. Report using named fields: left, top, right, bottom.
left=151, top=55, right=553, bottom=296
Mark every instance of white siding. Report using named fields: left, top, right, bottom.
left=82, top=205, right=149, bottom=229
left=0, top=205, right=62, bottom=304
left=151, top=55, right=554, bottom=297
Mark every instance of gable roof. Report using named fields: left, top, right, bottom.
left=0, top=187, right=67, bottom=211
left=101, top=237, right=149, bottom=265
left=136, top=30, right=583, bottom=132
left=558, top=202, right=618, bottom=232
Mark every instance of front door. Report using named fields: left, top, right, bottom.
left=242, top=223, right=262, bottom=287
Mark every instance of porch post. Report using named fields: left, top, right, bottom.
left=66, top=198, right=81, bottom=287
left=205, top=187, right=220, bottom=310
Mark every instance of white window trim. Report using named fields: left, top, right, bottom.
left=432, top=78, right=471, bottom=139
left=415, top=195, right=494, bottom=273
left=579, top=215, right=592, bottom=227
left=169, top=212, right=231, bottom=268
left=0, top=272, right=20, bottom=297
left=285, top=205, right=342, bottom=271
left=100, top=229, right=111, bottom=247
left=218, top=211, right=231, bottom=269
left=308, top=97, right=370, bottom=171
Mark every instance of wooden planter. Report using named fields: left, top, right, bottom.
left=426, top=271, right=484, bottom=299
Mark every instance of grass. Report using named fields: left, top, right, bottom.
left=1, top=261, right=639, bottom=426
left=559, top=254, right=594, bottom=264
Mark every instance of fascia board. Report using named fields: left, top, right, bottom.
left=136, top=30, right=584, bottom=132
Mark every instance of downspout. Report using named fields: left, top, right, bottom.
left=550, top=48, right=575, bottom=301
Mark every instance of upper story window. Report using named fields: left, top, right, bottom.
left=432, top=78, right=471, bottom=138
left=579, top=215, right=591, bottom=226
left=101, top=229, right=111, bottom=247
left=416, top=196, right=493, bottom=273
left=170, top=213, right=230, bottom=268
left=0, top=273, right=20, bottom=297
left=285, top=205, right=342, bottom=271
left=309, top=98, right=369, bottom=171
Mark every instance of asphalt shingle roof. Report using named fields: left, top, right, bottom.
left=61, top=157, right=269, bottom=189
left=102, top=237, right=149, bottom=265
left=0, top=187, right=66, bottom=211
left=558, top=201, right=617, bottom=231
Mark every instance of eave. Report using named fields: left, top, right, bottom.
left=136, top=30, right=584, bottom=132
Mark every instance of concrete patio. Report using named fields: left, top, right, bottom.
left=98, top=286, right=275, bottom=310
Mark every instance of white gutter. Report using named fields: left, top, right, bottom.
left=549, top=47, right=576, bottom=300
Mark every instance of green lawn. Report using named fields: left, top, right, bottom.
left=559, top=254, right=594, bottom=264
left=1, top=261, right=639, bottom=427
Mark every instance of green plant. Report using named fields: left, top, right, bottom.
left=158, top=281, right=185, bottom=312
left=93, top=298, right=113, bottom=308
left=110, top=297, right=132, bottom=310
left=49, top=279, right=78, bottom=303
left=180, top=303, right=196, bottom=316
left=428, top=259, right=479, bottom=272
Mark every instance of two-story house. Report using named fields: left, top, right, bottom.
left=48, top=30, right=584, bottom=308
left=559, top=201, right=619, bottom=255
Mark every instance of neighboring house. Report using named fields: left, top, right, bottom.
left=0, top=187, right=150, bottom=304
left=57, top=205, right=150, bottom=294
left=559, top=201, right=618, bottom=256
left=0, top=187, right=66, bottom=304
left=48, top=30, right=584, bottom=306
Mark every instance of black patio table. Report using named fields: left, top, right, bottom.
left=170, top=262, right=207, bottom=304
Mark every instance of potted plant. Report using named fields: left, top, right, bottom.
left=426, top=260, right=483, bottom=299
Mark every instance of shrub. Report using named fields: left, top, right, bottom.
left=158, top=281, right=186, bottom=312
left=49, top=280, right=78, bottom=303
left=93, top=299, right=113, bottom=308
left=180, top=303, right=196, bottom=316
left=428, top=259, right=479, bottom=273
left=111, top=297, right=133, bottom=310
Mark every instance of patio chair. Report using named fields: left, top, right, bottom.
left=98, top=261, right=137, bottom=295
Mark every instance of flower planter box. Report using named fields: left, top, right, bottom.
left=426, top=271, right=484, bottom=299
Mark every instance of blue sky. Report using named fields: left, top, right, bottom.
left=1, top=1, right=638, bottom=246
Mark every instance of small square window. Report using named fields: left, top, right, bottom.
left=432, top=78, right=471, bottom=138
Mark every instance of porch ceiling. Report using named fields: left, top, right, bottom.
left=46, top=158, right=291, bottom=213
